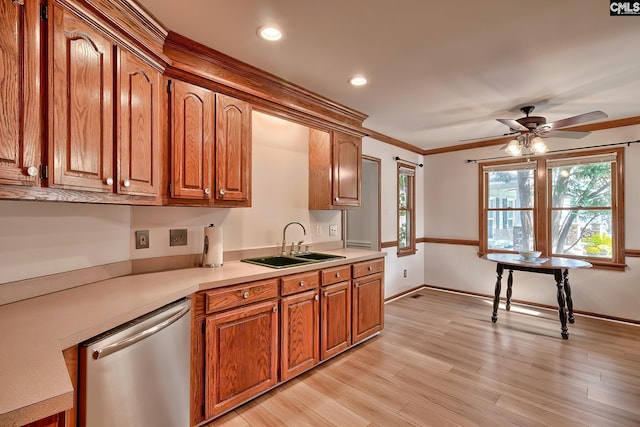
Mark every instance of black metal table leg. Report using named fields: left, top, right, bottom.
left=506, top=270, right=513, bottom=311
left=554, top=269, right=569, bottom=339
left=492, top=263, right=504, bottom=323
left=563, top=269, right=575, bottom=324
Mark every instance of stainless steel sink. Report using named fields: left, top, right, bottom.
left=241, top=252, right=345, bottom=268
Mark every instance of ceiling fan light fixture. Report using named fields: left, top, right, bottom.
left=505, top=139, right=522, bottom=156
left=531, top=136, right=547, bottom=154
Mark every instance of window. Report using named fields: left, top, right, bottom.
left=398, top=163, right=416, bottom=256
left=479, top=148, right=625, bottom=269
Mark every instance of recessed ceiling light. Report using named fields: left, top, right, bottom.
left=258, top=26, right=283, bottom=41
left=349, top=76, right=368, bottom=86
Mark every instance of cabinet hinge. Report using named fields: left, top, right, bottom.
left=167, top=80, right=172, bottom=93
left=40, top=4, right=48, bottom=20
left=40, top=165, right=48, bottom=180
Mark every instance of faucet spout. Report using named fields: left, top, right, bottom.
left=282, top=221, right=306, bottom=255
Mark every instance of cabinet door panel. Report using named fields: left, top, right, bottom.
left=332, top=132, right=361, bottom=207
left=117, top=49, right=160, bottom=196
left=170, top=80, right=214, bottom=199
left=214, top=93, right=250, bottom=204
left=0, top=0, right=40, bottom=185
left=281, top=290, right=319, bottom=381
left=49, top=6, right=113, bottom=191
left=321, top=281, right=351, bottom=360
left=353, top=272, right=384, bottom=343
left=205, top=300, right=278, bottom=418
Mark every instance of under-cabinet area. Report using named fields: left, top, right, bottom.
left=191, top=257, right=385, bottom=425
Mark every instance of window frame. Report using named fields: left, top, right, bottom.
left=479, top=147, right=625, bottom=269
left=397, top=162, right=416, bottom=256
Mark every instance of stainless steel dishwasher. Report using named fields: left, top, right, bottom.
left=79, top=298, right=191, bottom=427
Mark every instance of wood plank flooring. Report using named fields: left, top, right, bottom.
left=204, top=288, right=640, bottom=426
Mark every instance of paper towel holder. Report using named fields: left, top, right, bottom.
left=202, top=224, right=223, bottom=268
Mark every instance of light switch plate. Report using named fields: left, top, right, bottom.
left=170, top=229, right=188, bottom=246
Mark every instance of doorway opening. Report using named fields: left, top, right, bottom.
left=345, top=156, right=381, bottom=251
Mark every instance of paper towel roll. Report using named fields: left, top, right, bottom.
left=203, top=224, right=223, bottom=267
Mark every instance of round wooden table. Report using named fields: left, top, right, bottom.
left=482, top=253, right=592, bottom=339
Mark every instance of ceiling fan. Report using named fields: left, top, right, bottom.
left=495, top=106, right=608, bottom=156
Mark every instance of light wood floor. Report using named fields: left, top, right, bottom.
left=205, top=288, right=640, bottom=427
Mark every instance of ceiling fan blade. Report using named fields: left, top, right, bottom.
left=496, top=118, right=529, bottom=132
left=541, top=111, right=608, bottom=131
left=541, top=130, right=591, bottom=139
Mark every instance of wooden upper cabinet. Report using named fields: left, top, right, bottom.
left=214, top=93, right=251, bottom=206
left=169, top=79, right=215, bottom=200
left=116, top=48, right=161, bottom=197
left=0, top=0, right=41, bottom=186
left=309, top=129, right=362, bottom=209
left=48, top=4, right=114, bottom=192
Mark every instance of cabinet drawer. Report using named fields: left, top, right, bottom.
left=321, top=265, right=351, bottom=285
left=205, top=279, right=279, bottom=313
left=352, top=258, right=384, bottom=278
left=281, top=271, right=320, bottom=296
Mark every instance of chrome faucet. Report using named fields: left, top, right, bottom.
left=282, top=221, right=306, bottom=255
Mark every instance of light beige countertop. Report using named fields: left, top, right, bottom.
left=0, top=248, right=384, bottom=426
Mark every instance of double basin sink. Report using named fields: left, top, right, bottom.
left=241, top=252, right=346, bottom=269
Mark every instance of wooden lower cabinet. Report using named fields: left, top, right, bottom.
left=352, top=272, right=384, bottom=343
left=204, top=299, right=278, bottom=419
left=281, top=289, right=320, bottom=381
left=320, top=281, right=352, bottom=360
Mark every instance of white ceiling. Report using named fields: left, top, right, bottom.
left=137, top=0, right=640, bottom=151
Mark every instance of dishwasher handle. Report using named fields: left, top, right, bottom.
left=92, top=305, right=190, bottom=360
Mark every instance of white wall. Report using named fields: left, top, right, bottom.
left=362, top=137, right=425, bottom=298
left=0, top=201, right=131, bottom=283
left=1, top=112, right=342, bottom=285
left=423, top=124, right=640, bottom=321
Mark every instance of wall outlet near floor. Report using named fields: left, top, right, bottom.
left=170, top=229, right=188, bottom=246
left=135, top=230, right=150, bottom=249
left=403, top=269, right=408, bottom=278
left=329, top=224, right=338, bottom=236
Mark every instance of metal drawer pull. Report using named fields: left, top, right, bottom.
left=300, top=280, right=305, bottom=286
left=336, top=272, right=341, bottom=278
left=368, top=265, right=373, bottom=271
left=243, top=291, right=250, bottom=299
left=92, top=305, right=190, bottom=360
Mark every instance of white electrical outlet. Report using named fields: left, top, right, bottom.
left=329, top=224, right=338, bottom=236
left=315, top=225, right=322, bottom=236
